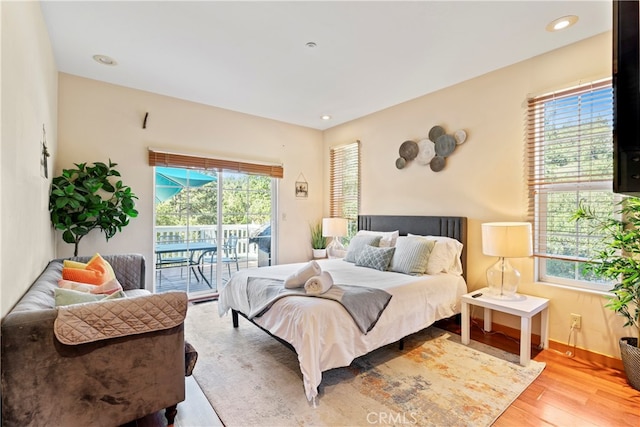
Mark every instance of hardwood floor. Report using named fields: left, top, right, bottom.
left=130, top=317, right=640, bottom=427
left=437, top=317, right=640, bottom=427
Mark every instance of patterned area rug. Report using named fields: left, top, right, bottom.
left=185, top=301, right=545, bottom=427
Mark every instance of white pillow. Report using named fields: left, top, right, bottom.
left=408, top=234, right=464, bottom=275
left=356, top=230, right=400, bottom=247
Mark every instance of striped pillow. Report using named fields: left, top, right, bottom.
left=388, top=236, right=436, bottom=275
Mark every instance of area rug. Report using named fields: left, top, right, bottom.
left=185, top=301, right=545, bottom=427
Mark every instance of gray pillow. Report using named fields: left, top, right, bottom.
left=356, top=245, right=396, bottom=271
left=344, top=235, right=382, bottom=263
left=388, top=236, right=436, bottom=275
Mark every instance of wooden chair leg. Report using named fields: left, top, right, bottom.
left=165, top=404, right=178, bottom=425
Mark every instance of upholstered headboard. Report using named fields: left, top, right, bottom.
left=358, top=215, right=467, bottom=279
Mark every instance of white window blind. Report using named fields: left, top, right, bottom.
left=526, top=79, right=616, bottom=288
left=329, top=141, right=360, bottom=236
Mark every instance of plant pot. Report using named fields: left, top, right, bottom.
left=619, top=337, right=640, bottom=391
left=312, top=249, right=327, bottom=259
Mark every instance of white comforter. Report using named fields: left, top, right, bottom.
left=218, top=259, right=467, bottom=402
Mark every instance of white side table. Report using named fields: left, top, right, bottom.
left=461, top=287, right=549, bottom=366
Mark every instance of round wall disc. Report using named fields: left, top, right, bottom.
left=430, top=155, right=445, bottom=172
left=416, top=139, right=435, bottom=165
left=429, top=125, right=445, bottom=142
left=454, top=129, right=467, bottom=145
left=435, top=134, right=456, bottom=157
left=399, top=140, right=419, bottom=160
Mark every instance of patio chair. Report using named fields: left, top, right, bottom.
left=155, top=251, right=200, bottom=287
left=219, top=234, right=239, bottom=275
left=206, top=234, right=239, bottom=277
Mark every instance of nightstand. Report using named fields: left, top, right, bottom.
left=461, top=287, right=549, bottom=366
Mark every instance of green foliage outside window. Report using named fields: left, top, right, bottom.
left=155, top=173, right=272, bottom=227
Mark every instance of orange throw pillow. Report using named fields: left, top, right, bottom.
left=62, top=253, right=115, bottom=285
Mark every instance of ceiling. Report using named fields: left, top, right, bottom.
left=40, top=1, right=612, bottom=131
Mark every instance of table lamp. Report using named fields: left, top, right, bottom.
left=481, top=222, right=532, bottom=299
left=322, top=218, right=348, bottom=259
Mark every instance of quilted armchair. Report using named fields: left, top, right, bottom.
left=1, top=254, right=188, bottom=427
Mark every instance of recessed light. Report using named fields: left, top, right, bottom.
left=546, top=15, right=579, bottom=32
left=92, top=54, right=117, bottom=66
left=321, top=115, right=331, bottom=120
left=306, top=42, right=317, bottom=48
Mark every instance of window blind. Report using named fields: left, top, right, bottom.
left=526, top=79, right=614, bottom=263
left=329, top=141, right=360, bottom=231
left=148, top=148, right=283, bottom=178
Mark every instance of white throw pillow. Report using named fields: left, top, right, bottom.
left=356, top=230, right=400, bottom=247
left=408, top=234, right=464, bottom=275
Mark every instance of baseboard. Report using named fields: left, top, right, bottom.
left=476, top=317, right=624, bottom=371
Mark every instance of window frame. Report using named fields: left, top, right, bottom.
left=329, top=141, right=361, bottom=238
left=527, top=79, right=616, bottom=292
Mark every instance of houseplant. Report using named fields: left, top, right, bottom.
left=572, top=198, right=640, bottom=390
left=310, top=221, right=327, bottom=259
left=49, top=160, right=138, bottom=256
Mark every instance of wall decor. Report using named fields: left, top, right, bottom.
left=295, top=173, right=308, bottom=198
left=40, top=124, right=50, bottom=179
left=395, top=125, right=468, bottom=173
left=428, top=125, right=445, bottom=142
left=416, top=139, right=435, bottom=165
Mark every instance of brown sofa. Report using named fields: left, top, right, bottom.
left=1, top=254, right=188, bottom=427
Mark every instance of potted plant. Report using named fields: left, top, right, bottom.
left=310, top=221, right=327, bottom=259
left=572, top=198, right=640, bottom=390
left=49, top=160, right=138, bottom=256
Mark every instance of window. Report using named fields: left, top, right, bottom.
left=150, top=149, right=280, bottom=297
left=526, top=79, right=616, bottom=291
left=329, top=141, right=360, bottom=237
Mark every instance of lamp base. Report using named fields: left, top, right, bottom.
left=326, top=237, right=345, bottom=259
left=486, top=257, right=520, bottom=299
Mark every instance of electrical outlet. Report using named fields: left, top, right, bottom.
left=570, top=313, right=582, bottom=329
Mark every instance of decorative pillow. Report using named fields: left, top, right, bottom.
left=54, top=288, right=125, bottom=307
left=63, top=260, right=88, bottom=269
left=344, top=235, right=382, bottom=263
left=408, top=234, right=464, bottom=275
left=388, top=236, right=436, bottom=275
left=355, top=245, right=396, bottom=271
left=58, top=277, right=124, bottom=295
left=62, top=253, right=115, bottom=285
left=355, top=230, right=400, bottom=247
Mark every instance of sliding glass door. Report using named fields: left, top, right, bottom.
left=154, top=167, right=275, bottom=299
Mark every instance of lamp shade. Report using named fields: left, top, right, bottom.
left=322, top=218, right=348, bottom=237
left=481, top=222, right=532, bottom=258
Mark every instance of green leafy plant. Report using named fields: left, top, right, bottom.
left=572, top=198, right=640, bottom=341
left=49, top=160, right=138, bottom=256
left=310, top=222, right=326, bottom=249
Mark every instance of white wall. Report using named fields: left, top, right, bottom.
left=57, top=74, right=323, bottom=287
left=324, top=32, right=632, bottom=359
left=0, top=1, right=57, bottom=317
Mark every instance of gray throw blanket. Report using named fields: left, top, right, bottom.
left=246, top=277, right=392, bottom=334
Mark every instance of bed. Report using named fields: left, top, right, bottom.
left=218, top=215, right=468, bottom=403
